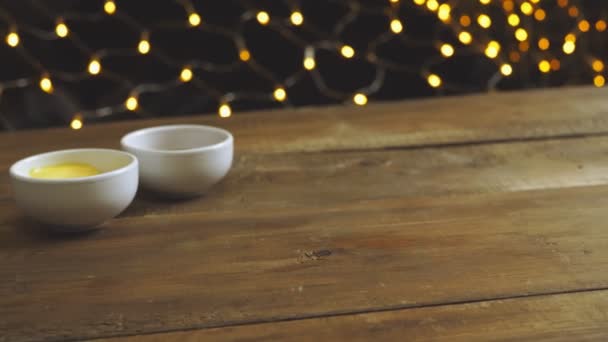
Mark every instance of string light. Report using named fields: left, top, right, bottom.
left=239, top=49, right=251, bottom=62
left=437, top=4, right=451, bottom=22
left=538, top=60, right=551, bottom=73
left=565, top=33, right=576, bottom=42
left=290, top=11, right=303, bottom=26
left=55, top=20, right=69, bottom=38
left=568, top=6, right=579, bottom=18
left=515, top=28, right=528, bottom=42
left=596, top=20, right=607, bottom=32
left=88, top=58, right=101, bottom=75
left=500, top=63, right=513, bottom=76
left=340, top=45, right=355, bottom=59
left=484, top=40, right=500, bottom=59
left=563, top=41, right=575, bottom=54
left=538, top=38, right=550, bottom=50
left=509, top=51, right=520, bottom=62
left=125, top=95, right=138, bottom=111
left=440, top=43, right=454, bottom=57
left=550, top=59, right=561, bottom=71
left=520, top=2, right=533, bottom=16
left=70, top=115, right=83, bottom=130
left=592, top=60, right=604, bottom=72
left=6, top=30, right=19, bottom=47
left=390, top=19, right=403, bottom=33
left=479, top=0, right=491, bottom=5
left=427, top=74, right=442, bottom=88
left=477, top=14, right=491, bottom=29
left=458, top=31, right=472, bottom=45
left=304, top=48, right=316, bottom=70
left=594, top=75, right=606, bottom=87
left=413, top=0, right=425, bottom=5
left=188, top=13, right=201, bottom=27
left=218, top=103, right=232, bottom=117
left=459, top=15, right=471, bottom=27
left=104, top=0, right=116, bottom=15
left=503, top=1, right=514, bottom=12
left=138, top=34, right=151, bottom=54
left=507, top=14, right=520, bottom=27
left=180, top=66, right=193, bottom=82
left=578, top=20, right=590, bottom=32
left=519, top=41, right=530, bottom=52
left=39, top=75, right=53, bottom=93
left=256, top=11, right=270, bottom=25
left=426, top=0, right=439, bottom=12
left=273, top=87, right=286, bottom=102
left=534, top=9, right=546, bottom=21
left=557, top=0, right=568, bottom=8
left=353, top=93, right=367, bottom=106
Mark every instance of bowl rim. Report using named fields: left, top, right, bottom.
left=120, top=124, right=233, bottom=155
left=9, top=148, right=138, bottom=184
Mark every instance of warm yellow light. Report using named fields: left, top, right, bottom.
left=104, top=0, right=116, bottom=15
left=520, top=2, right=533, bottom=15
left=500, top=64, right=513, bottom=76
left=538, top=60, right=551, bottom=73
left=458, top=31, right=472, bottom=45
left=390, top=0, right=399, bottom=3
left=437, top=4, right=451, bottom=21
left=125, top=96, right=138, bottom=111
left=477, top=14, right=491, bottom=29
left=55, top=22, right=69, bottom=38
left=390, top=19, right=403, bottom=33
left=518, top=41, right=529, bottom=52
left=6, top=32, right=19, bottom=47
left=303, top=57, right=316, bottom=70
left=88, top=59, right=101, bottom=75
left=180, top=67, right=193, bottom=82
left=538, top=37, right=550, bottom=50
left=596, top=20, right=607, bottom=32
left=218, top=103, right=232, bottom=118
left=515, top=28, right=528, bottom=42
left=550, top=59, right=561, bottom=71
left=70, top=116, right=83, bottom=130
left=413, top=0, right=425, bottom=5
left=507, top=14, right=520, bottom=27
left=459, top=15, right=471, bottom=27
left=534, top=9, right=546, bottom=21
left=440, top=43, right=454, bottom=57
left=568, top=6, right=579, bottom=18
left=39, top=76, right=53, bottom=93
left=594, top=75, right=605, bottom=87
left=592, top=60, right=605, bottom=72
left=484, top=41, right=500, bottom=59
left=239, top=49, right=251, bottom=62
left=427, top=74, right=442, bottom=88
left=353, top=93, right=368, bottom=106
left=274, top=87, right=286, bottom=102
left=189, top=13, right=201, bottom=27
left=563, top=41, right=575, bottom=54
left=426, top=0, right=439, bottom=11
left=530, top=0, right=540, bottom=3
left=340, top=45, right=355, bottom=59
left=256, top=11, right=270, bottom=25
left=578, top=20, right=590, bottom=32
left=509, top=51, right=520, bottom=62
left=557, top=0, right=568, bottom=8
left=138, top=39, right=150, bottom=54
left=503, top=0, right=514, bottom=11
left=290, top=11, right=303, bottom=26
left=479, top=0, right=491, bottom=5
left=565, top=33, right=576, bottom=42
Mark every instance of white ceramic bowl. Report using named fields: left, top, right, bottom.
left=9, top=148, right=138, bottom=231
left=120, top=124, right=233, bottom=197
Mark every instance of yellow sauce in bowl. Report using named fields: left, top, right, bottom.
left=29, top=163, right=100, bottom=179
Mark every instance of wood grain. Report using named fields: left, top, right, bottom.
left=2, top=134, right=608, bottom=217
left=101, top=290, right=608, bottom=342
left=3, top=184, right=608, bottom=340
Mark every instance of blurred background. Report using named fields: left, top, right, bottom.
left=0, top=0, right=606, bottom=130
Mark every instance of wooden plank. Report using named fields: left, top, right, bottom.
left=4, top=133, right=608, bottom=216
left=0, top=87, right=606, bottom=163
left=3, top=184, right=608, bottom=340
left=100, top=290, right=608, bottom=342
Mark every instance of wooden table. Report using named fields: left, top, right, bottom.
left=2, top=86, right=608, bottom=341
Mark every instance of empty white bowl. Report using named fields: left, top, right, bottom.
left=9, top=148, right=138, bottom=231
left=120, top=124, right=233, bottom=197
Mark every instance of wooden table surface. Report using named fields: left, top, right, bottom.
left=2, top=86, right=608, bottom=341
